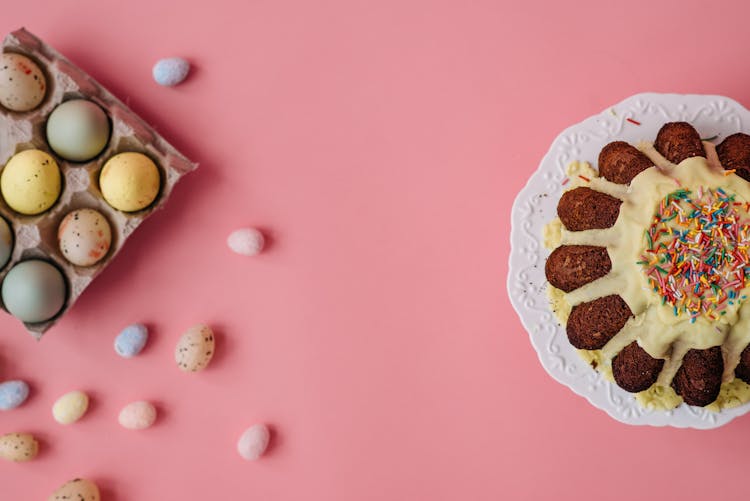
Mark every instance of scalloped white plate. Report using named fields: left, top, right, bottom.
left=508, top=92, right=750, bottom=429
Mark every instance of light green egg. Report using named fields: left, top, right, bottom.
left=46, top=99, right=110, bottom=162
left=2, top=260, right=66, bottom=323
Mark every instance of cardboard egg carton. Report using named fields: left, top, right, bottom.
left=0, top=28, right=197, bottom=338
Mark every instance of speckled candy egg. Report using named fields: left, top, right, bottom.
left=0, top=432, right=38, bottom=462
left=100, top=152, right=161, bottom=212
left=118, top=400, right=157, bottom=430
left=175, top=324, right=215, bottom=372
left=0, top=53, right=46, bottom=112
left=48, top=478, right=100, bottom=501
left=46, top=99, right=110, bottom=162
left=0, top=216, right=12, bottom=269
left=58, top=208, right=112, bottom=267
left=0, top=380, right=30, bottom=410
left=1, top=149, right=61, bottom=215
left=2, top=260, right=66, bottom=323
left=52, top=390, right=89, bottom=424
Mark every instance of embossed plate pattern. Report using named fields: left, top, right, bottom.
left=508, top=93, right=750, bottom=429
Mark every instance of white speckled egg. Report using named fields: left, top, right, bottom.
left=118, top=400, right=157, bottom=430
left=58, top=208, right=112, bottom=267
left=0, top=432, right=38, bottom=462
left=237, top=423, right=270, bottom=460
left=175, top=324, right=215, bottom=372
left=52, top=390, right=89, bottom=425
left=48, top=478, right=100, bottom=501
left=46, top=99, right=110, bottom=162
left=1, top=260, right=66, bottom=323
left=0, top=53, right=46, bottom=111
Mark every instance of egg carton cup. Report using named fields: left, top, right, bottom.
left=0, top=28, right=197, bottom=338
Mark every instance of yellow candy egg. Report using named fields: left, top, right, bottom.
left=1, top=149, right=61, bottom=215
left=52, top=390, right=89, bottom=425
left=99, top=152, right=160, bottom=212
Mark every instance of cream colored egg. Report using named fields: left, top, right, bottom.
left=100, top=152, right=160, bottom=212
left=48, top=478, right=100, bottom=501
left=175, top=324, right=215, bottom=372
left=0, top=53, right=46, bottom=111
left=0, top=432, right=38, bottom=462
left=1, top=149, right=61, bottom=215
left=52, top=390, right=89, bottom=424
left=58, top=208, right=112, bottom=266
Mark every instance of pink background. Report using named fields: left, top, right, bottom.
left=2, top=0, right=750, bottom=499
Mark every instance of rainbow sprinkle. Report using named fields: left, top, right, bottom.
left=638, top=187, right=750, bottom=322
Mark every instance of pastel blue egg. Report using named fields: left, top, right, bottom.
left=2, top=260, right=66, bottom=323
left=0, top=380, right=29, bottom=410
left=114, top=323, right=148, bottom=358
left=152, top=57, right=190, bottom=86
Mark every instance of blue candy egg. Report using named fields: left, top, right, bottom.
left=0, top=380, right=29, bottom=410
left=114, top=323, right=149, bottom=358
left=152, top=57, right=190, bottom=86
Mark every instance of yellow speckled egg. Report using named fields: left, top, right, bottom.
left=48, top=478, right=100, bottom=501
left=99, top=152, right=160, bottom=212
left=0, top=53, right=46, bottom=112
left=1, top=149, right=61, bottom=215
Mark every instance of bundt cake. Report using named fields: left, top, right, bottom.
left=545, top=122, right=750, bottom=409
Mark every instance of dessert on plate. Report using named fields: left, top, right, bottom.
left=545, top=121, right=750, bottom=410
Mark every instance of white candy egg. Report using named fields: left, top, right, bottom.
left=118, top=400, right=157, bottom=430
left=237, top=424, right=270, bottom=460
left=227, top=227, right=265, bottom=256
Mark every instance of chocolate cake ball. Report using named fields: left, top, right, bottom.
left=717, top=133, right=750, bottom=182
left=654, top=122, right=705, bottom=164
left=545, top=245, right=611, bottom=293
left=598, top=141, right=652, bottom=184
left=557, top=187, right=621, bottom=231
